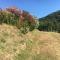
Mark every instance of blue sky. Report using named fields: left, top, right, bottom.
left=0, top=0, right=60, bottom=18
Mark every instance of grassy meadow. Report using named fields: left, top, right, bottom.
left=0, top=24, right=60, bottom=60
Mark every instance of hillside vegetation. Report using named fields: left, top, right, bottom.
left=0, top=7, right=60, bottom=60
left=0, top=7, right=38, bottom=34
left=38, top=10, right=60, bottom=33
left=0, top=7, right=60, bottom=33
left=0, top=24, right=60, bottom=60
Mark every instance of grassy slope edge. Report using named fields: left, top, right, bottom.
left=0, top=24, right=60, bottom=60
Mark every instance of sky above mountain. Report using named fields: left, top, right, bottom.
left=0, top=0, right=60, bottom=18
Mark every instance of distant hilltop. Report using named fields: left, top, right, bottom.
left=38, top=10, right=60, bottom=33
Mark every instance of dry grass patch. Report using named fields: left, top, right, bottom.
left=0, top=25, right=60, bottom=60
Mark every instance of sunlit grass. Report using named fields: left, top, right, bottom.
left=0, top=24, right=60, bottom=60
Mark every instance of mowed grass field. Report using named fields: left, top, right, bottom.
left=0, top=24, right=60, bottom=60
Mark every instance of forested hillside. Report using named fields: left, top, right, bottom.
left=0, top=7, right=60, bottom=33
left=38, top=10, right=60, bottom=33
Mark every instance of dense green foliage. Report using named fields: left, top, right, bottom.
left=0, top=7, right=60, bottom=33
left=0, top=7, right=37, bottom=34
left=38, top=10, right=60, bottom=33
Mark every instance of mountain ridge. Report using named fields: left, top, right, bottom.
left=38, top=10, right=60, bottom=33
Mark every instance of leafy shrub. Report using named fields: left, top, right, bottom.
left=0, top=7, right=37, bottom=34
